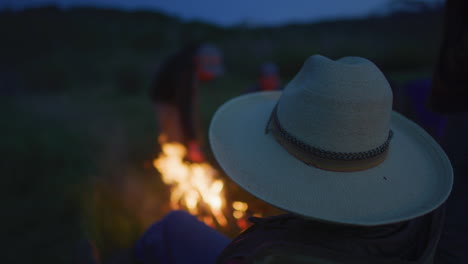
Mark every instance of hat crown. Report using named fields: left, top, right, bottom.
left=278, top=55, right=393, bottom=153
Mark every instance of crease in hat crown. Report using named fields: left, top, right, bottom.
left=277, top=55, right=393, bottom=153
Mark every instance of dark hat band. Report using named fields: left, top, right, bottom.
left=265, top=104, right=393, bottom=172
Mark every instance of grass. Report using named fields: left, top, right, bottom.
left=1, top=91, right=160, bottom=261
left=1, top=95, right=95, bottom=263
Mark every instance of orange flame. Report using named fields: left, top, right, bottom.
left=153, top=137, right=227, bottom=227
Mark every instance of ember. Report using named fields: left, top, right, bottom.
left=232, top=201, right=248, bottom=219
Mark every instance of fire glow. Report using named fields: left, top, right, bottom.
left=153, top=137, right=228, bottom=227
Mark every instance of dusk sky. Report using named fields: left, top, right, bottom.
left=0, top=0, right=441, bottom=26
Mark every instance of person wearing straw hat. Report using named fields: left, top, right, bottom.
left=211, top=55, right=452, bottom=264
left=135, top=55, right=452, bottom=264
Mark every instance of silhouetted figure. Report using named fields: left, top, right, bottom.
left=150, top=43, right=223, bottom=162
left=430, top=0, right=468, bottom=114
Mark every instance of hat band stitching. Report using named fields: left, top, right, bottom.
left=265, top=104, right=393, bottom=161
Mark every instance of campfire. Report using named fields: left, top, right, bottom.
left=153, top=135, right=252, bottom=228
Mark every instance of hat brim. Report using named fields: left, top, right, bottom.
left=209, top=91, right=453, bottom=226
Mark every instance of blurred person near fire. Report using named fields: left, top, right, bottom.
left=150, top=43, right=223, bottom=163
left=135, top=55, right=452, bottom=264
left=428, top=0, right=468, bottom=263
left=244, top=62, right=282, bottom=94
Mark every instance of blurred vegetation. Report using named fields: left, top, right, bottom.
left=0, top=5, right=443, bottom=94
left=0, top=4, right=444, bottom=263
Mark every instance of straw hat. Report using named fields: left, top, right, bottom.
left=209, top=55, right=452, bottom=226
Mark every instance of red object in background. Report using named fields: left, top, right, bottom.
left=187, top=141, right=205, bottom=163
left=195, top=52, right=223, bottom=82
left=258, top=76, right=280, bottom=91
left=237, top=218, right=250, bottom=230
left=197, top=69, right=216, bottom=82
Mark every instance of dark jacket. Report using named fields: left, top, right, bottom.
left=217, top=207, right=444, bottom=264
